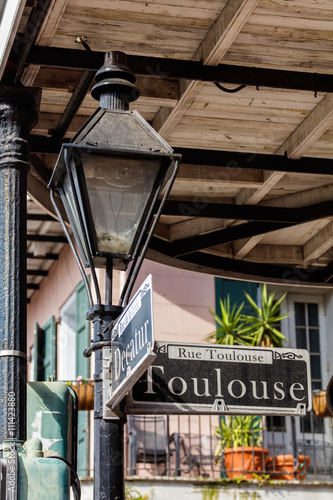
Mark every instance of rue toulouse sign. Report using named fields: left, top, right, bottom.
left=126, top=341, right=312, bottom=416
left=106, top=275, right=156, bottom=409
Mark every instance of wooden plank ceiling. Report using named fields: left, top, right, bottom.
left=5, top=0, right=333, bottom=297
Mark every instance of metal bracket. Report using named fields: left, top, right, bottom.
left=101, top=347, right=126, bottom=420
left=0, top=350, right=27, bottom=360
left=295, top=403, right=307, bottom=415
left=212, top=399, right=228, bottom=412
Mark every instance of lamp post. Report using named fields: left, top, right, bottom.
left=48, top=51, right=180, bottom=500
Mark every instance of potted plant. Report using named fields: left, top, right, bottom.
left=215, top=415, right=269, bottom=479
left=266, top=454, right=310, bottom=480
left=209, top=284, right=290, bottom=479
left=66, top=377, right=94, bottom=411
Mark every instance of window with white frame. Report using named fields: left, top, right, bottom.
left=293, top=299, right=324, bottom=434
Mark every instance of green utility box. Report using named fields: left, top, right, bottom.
left=2, top=439, right=70, bottom=499
left=18, top=454, right=70, bottom=498
left=27, top=382, right=78, bottom=470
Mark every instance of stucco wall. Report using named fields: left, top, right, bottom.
left=134, top=260, right=216, bottom=343
left=27, top=244, right=83, bottom=354
left=27, top=248, right=216, bottom=357
left=78, top=479, right=333, bottom=500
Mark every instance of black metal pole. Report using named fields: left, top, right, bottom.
left=0, top=87, right=40, bottom=443
left=91, top=260, right=124, bottom=499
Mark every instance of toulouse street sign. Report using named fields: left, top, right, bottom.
left=126, top=341, right=312, bottom=416
left=106, top=275, right=156, bottom=409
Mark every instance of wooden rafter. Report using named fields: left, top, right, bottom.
left=148, top=237, right=324, bottom=286
left=277, top=93, right=333, bottom=160
left=152, top=0, right=260, bottom=139
left=233, top=93, right=333, bottom=258
left=303, top=221, right=333, bottom=264
left=20, top=0, right=69, bottom=86
left=25, top=47, right=333, bottom=94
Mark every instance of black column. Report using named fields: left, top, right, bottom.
left=0, top=87, right=40, bottom=443
left=91, top=305, right=124, bottom=500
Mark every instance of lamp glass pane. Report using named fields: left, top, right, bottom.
left=62, top=169, right=91, bottom=264
left=80, top=153, right=161, bottom=255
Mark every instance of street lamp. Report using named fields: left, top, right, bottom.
left=48, top=51, right=180, bottom=500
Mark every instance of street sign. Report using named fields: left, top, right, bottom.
left=126, top=341, right=312, bottom=416
left=106, top=275, right=156, bottom=409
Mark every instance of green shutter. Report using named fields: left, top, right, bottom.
left=75, top=280, right=90, bottom=378
left=33, top=317, right=56, bottom=381
left=33, top=322, right=42, bottom=381
left=75, top=280, right=91, bottom=477
left=215, top=278, right=258, bottom=315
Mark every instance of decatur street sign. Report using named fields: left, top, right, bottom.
left=106, top=275, right=156, bottom=409
left=126, top=341, right=312, bottom=416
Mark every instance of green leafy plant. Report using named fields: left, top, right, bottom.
left=65, top=376, right=94, bottom=386
left=206, top=296, right=254, bottom=346
left=215, top=415, right=262, bottom=451
left=241, top=284, right=289, bottom=347
left=125, top=486, right=153, bottom=500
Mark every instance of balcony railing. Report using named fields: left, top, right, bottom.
left=125, top=413, right=333, bottom=481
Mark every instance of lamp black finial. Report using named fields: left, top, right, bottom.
left=91, top=51, right=139, bottom=110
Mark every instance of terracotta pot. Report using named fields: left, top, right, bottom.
left=69, top=382, right=94, bottom=411
left=223, top=447, right=269, bottom=479
left=266, top=454, right=310, bottom=480
left=312, top=391, right=331, bottom=417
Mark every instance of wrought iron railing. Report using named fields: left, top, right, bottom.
left=125, top=413, right=333, bottom=480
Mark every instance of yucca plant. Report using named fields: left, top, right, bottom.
left=242, top=284, right=289, bottom=347
left=206, top=296, right=255, bottom=346
left=215, top=415, right=262, bottom=451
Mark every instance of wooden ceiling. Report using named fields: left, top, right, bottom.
left=5, top=0, right=333, bottom=295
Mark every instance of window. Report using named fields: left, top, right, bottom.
left=294, top=301, right=323, bottom=434
left=33, top=317, right=56, bottom=381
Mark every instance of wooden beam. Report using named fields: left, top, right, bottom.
left=210, top=244, right=304, bottom=265
left=235, top=171, right=285, bottom=205
left=27, top=213, right=54, bottom=221
left=20, top=0, right=69, bottom=86
left=233, top=235, right=263, bottom=260
left=148, top=237, right=326, bottom=285
left=169, top=219, right=227, bottom=243
left=33, top=68, right=178, bottom=106
left=260, top=184, right=333, bottom=209
left=162, top=199, right=333, bottom=223
left=169, top=164, right=263, bottom=200
left=170, top=221, right=292, bottom=257
left=152, top=0, right=260, bottom=138
left=303, top=221, right=333, bottom=263
left=173, top=148, right=333, bottom=176
left=13, top=0, right=54, bottom=85
left=27, top=269, right=48, bottom=276
left=277, top=94, right=333, bottom=159
left=25, top=47, right=333, bottom=94
left=234, top=93, right=333, bottom=256
left=27, top=170, right=66, bottom=222
left=27, top=234, right=67, bottom=243
left=27, top=252, right=58, bottom=260
left=31, top=112, right=87, bottom=137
